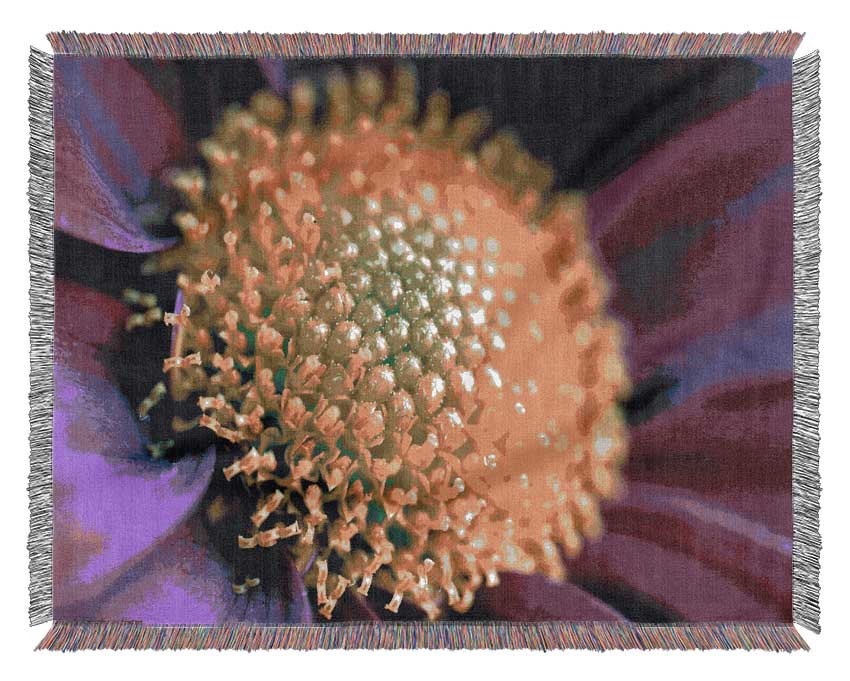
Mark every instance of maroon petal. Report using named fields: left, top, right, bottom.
left=471, top=573, right=625, bottom=622
left=54, top=278, right=128, bottom=378
left=574, top=481, right=792, bottom=620
left=53, top=280, right=215, bottom=615
left=54, top=57, right=183, bottom=252
left=75, top=524, right=311, bottom=624
left=568, top=533, right=783, bottom=622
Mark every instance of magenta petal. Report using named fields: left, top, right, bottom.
left=54, top=57, right=183, bottom=252
left=472, top=573, right=624, bottom=621
left=83, top=524, right=311, bottom=624
left=581, top=482, right=792, bottom=619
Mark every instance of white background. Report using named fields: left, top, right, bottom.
left=2, top=1, right=847, bottom=676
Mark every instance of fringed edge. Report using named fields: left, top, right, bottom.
left=37, top=622, right=808, bottom=652
left=28, top=48, right=54, bottom=627
left=791, top=51, right=821, bottom=633
left=46, top=31, right=804, bottom=58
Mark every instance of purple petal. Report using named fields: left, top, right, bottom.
left=79, top=524, right=311, bottom=624
left=257, top=58, right=288, bottom=96
left=54, top=57, right=183, bottom=252
left=472, top=573, right=625, bottom=622
left=53, top=280, right=215, bottom=615
left=53, top=364, right=215, bottom=615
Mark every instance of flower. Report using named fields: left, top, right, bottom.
left=53, top=55, right=792, bottom=625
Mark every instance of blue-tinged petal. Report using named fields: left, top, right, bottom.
left=54, top=57, right=184, bottom=252
left=588, top=84, right=794, bottom=383
left=664, top=302, right=792, bottom=408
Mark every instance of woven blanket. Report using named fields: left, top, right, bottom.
left=28, top=31, right=821, bottom=651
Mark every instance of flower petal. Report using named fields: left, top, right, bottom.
left=588, top=84, right=794, bottom=381
left=569, top=481, right=792, bottom=620
left=54, top=278, right=129, bottom=379
left=53, top=280, right=215, bottom=615
left=54, top=57, right=183, bottom=252
left=76, top=523, right=311, bottom=624
left=469, top=573, right=625, bottom=621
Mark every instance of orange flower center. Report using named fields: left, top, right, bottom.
left=145, top=68, right=629, bottom=619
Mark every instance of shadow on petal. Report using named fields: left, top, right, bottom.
left=459, top=572, right=625, bottom=622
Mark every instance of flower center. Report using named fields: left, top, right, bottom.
left=143, top=68, right=629, bottom=619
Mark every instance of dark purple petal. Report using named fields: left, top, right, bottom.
left=574, top=482, right=792, bottom=619
left=471, top=573, right=625, bottom=622
left=54, top=57, right=184, bottom=252
left=76, top=524, right=311, bottom=624
left=53, top=280, right=215, bottom=615
left=588, top=84, right=793, bottom=381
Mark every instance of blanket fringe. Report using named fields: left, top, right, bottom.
left=47, top=31, right=803, bottom=58
left=28, top=48, right=54, bottom=627
left=791, top=51, right=821, bottom=634
left=30, top=33, right=817, bottom=649
left=37, top=622, right=808, bottom=652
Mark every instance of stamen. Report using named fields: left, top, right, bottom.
left=137, top=381, right=166, bottom=419
left=163, top=352, right=202, bottom=372
left=125, top=306, right=163, bottom=331
left=164, top=304, right=191, bottom=327
left=122, top=288, right=157, bottom=309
